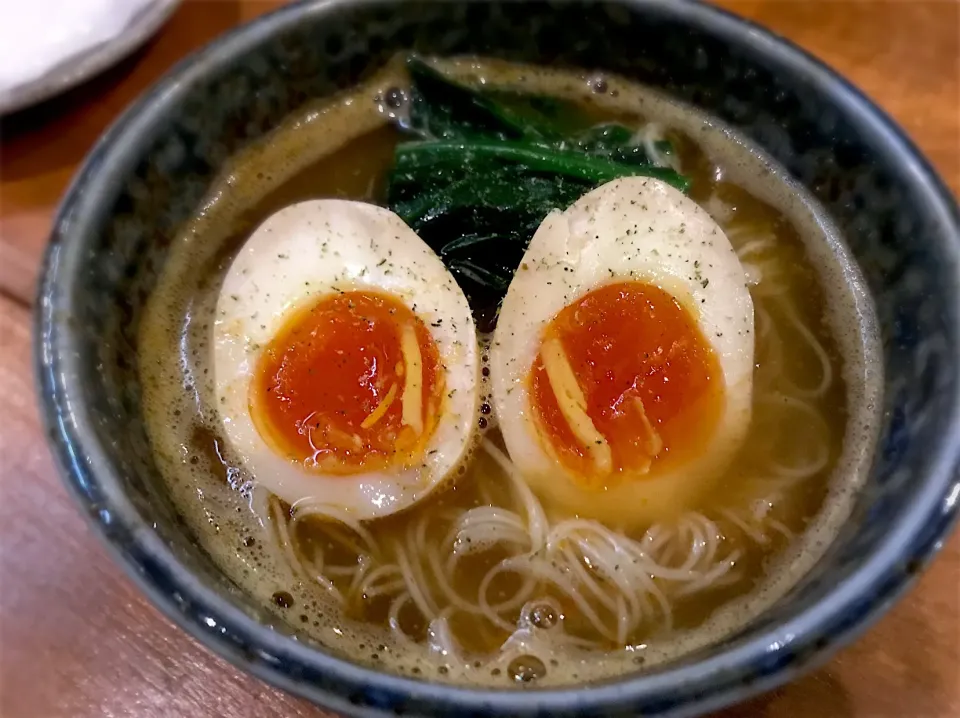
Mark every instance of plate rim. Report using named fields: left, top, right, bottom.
left=0, top=0, right=183, bottom=116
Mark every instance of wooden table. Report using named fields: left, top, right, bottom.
left=1, top=2, right=957, bottom=716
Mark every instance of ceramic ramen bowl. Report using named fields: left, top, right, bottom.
left=36, top=1, right=960, bottom=716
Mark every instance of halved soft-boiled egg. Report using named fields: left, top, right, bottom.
left=491, top=177, right=754, bottom=526
left=213, top=200, right=479, bottom=520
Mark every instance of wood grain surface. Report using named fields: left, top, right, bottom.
left=0, top=2, right=957, bottom=716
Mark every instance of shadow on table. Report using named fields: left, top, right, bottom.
left=713, top=669, right=853, bottom=718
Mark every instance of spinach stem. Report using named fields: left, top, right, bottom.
left=396, top=140, right=689, bottom=191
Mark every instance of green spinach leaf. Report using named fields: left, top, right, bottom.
left=386, top=56, right=691, bottom=326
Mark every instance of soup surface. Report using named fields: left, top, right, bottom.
left=139, top=56, right=881, bottom=686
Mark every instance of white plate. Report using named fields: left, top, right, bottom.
left=0, top=0, right=182, bottom=116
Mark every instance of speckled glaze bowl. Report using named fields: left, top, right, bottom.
left=36, top=1, right=960, bottom=716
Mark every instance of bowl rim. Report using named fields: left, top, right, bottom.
left=35, top=0, right=960, bottom=716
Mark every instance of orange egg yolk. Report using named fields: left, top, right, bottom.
left=529, top=281, right=723, bottom=486
left=250, top=290, right=443, bottom=474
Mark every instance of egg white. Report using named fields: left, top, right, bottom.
left=213, top=199, right=479, bottom=521
left=491, top=177, right=755, bottom=526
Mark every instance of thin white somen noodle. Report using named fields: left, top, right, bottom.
left=629, top=122, right=680, bottom=171
left=388, top=592, right=418, bottom=645
left=477, top=558, right=536, bottom=630
left=427, top=608, right=461, bottom=658
left=720, top=507, right=770, bottom=545
left=268, top=496, right=345, bottom=603
left=291, top=500, right=380, bottom=554
left=249, top=485, right=272, bottom=529
left=481, top=440, right=548, bottom=550
left=773, top=298, right=834, bottom=400
left=394, top=537, right=439, bottom=621
left=359, top=564, right=405, bottom=599
left=255, top=216, right=837, bottom=663
left=761, top=392, right=831, bottom=480
left=767, top=519, right=796, bottom=542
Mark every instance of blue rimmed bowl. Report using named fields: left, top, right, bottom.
left=35, top=1, right=960, bottom=716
